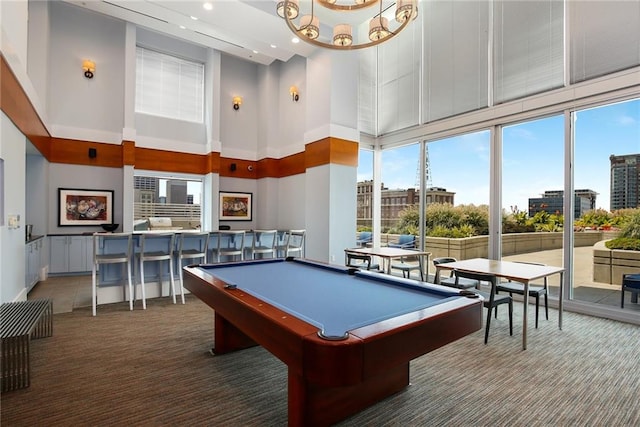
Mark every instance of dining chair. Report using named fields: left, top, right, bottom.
left=345, top=251, right=379, bottom=271
left=391, top=253, right=425, bottom=281
left=216, top=230, right=245, bottom=262
left=137, top=232, right=177, bottom=308
left=454, top=269, right=513, bottom=344
left=496, top=261, right=548, bottom=328
left=433, top=257, right=479, bottom=288
left=92, top=232, right=133, bottom=316
left=244, top=229, right=277, bottom=259
left=176, top=232, right=210, bottom=304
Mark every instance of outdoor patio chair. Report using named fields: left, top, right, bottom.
left=356, top=232, right=373, bottom=247
left=621, top=273, right=640, bottom=308
left=388, top=234, right=416, bottom=249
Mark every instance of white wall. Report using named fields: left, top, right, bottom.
left=26, top=153, right=49, bottom=239
left=220, top=54, right=260, bottom=159
left=48, top=1, right=126, bottom=142
left=27, top=0, right=50, bottom=117
left=0, top=113, right=27, bottom=303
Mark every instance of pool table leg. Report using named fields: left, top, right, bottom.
left=287, top=363, right=409, bottom=426
left=212, top=312, right=257, bottom=354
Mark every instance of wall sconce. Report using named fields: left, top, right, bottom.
left=233, top=96, right=242, bottom=110
left=290, top=86, right=299, bottom=102
left=82, top=60, right=95, bottom=79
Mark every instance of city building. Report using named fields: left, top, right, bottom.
left=357, top=181, right=454, bottom=228
left=528, top=189, right=598, bottom=219
left=610, top=154, right=640, bottom=210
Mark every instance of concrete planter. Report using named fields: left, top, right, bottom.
left=593, top=241, right=640, bottom=285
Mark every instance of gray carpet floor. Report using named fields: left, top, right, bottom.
left=2, top=295, right=639, bottom=426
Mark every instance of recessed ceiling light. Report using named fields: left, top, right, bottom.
left=179, top=25, right=186, bottom=29
left=270, top=44, right=277, bottom=48
left=292, top=37, right=300, bottom=44
left=253, top=50, right=258, bottom=54
left=203, top=2, right=213, bottom=11
left=190, top=16, right=198, bottom=21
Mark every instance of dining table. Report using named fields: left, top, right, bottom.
left=344, top=246, right=432, bottom=279
left=434, top=257, right=565, bottom=350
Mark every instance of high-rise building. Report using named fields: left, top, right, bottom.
left=610, top=154, right=640, bottom=210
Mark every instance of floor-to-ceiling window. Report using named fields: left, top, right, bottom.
left=501, top=115, right=564, bottom=299
left=379, top=144, right=421, bottom=239
left=424, top=131, right=491, bottom=265
left=356, top=149, right=374, bottom=232
left=572, top=98, right=640, bottom=316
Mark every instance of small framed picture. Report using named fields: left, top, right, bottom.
left=58, top=188, right=114, bottom=226
left=219, top=192, right=252, bottom=221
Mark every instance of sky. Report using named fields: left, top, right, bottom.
left=358, top=98, right=640, bottom=214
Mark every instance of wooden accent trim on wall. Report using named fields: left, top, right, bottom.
left=305, top=137, right=358, bottom=169
left=134, top=147, right=209, bottom=175
left=49, top=138, right=123, bottom=168
left=275, top=152, right=306, bottom=178
left=219, top=157, right=256, bottom=179
left=1, top=54, right=51, bottom=158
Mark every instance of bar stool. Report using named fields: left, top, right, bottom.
left=176, top=232, right=209, bottom=304
left=92, top=233, right=133, bottom=316
left=137, top=233, right=176, bottom=308
left=216, top=230, right=245, bottom=262
left=276, top=229, right=306, bottom=258
left=244, top=229, right=277, bottom=259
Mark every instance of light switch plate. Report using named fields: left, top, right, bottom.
left=8, top=214, right=20, bottom=229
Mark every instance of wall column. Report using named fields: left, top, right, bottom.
left=303, top=50, right=359, bottom=264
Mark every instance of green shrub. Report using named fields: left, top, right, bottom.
left=619, top=211, right=640, bottom=239
left=605, top=237, right=640, bottom=251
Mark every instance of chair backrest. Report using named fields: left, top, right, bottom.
left=454, top=269, right=498, bottom=304
left=433, top=257, right=458, bottom=283
left=178, top=232, right=209, bottom=256
left=139, top=232, right=175, bottom=259
left=346, top=253, right=373, bottom=270
left=93, top=232, right=132, bottom=262
left=286, top=229, right=305, bottom=257
left=252, top=230, right=277, bottom=250
left=358, top=232, right=372, bottom=242
left=389, top=234, right=416, bottom=248
left=217, top=230, right=245, bottom=252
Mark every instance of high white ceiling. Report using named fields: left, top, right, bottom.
left=64, top=0, right=409, bottom=65
left=64, top=0, right=321, bottom=65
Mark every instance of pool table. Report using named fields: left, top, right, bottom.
left=183, top=258, right=482, bottom=426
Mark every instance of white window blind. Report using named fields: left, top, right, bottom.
left=570, top=1, right=640, bottom=84
left=423, top=0, right=489, bottom=122
left=135, top=46, right=204, bottom=123
left=493, top=0, right=564, bottom=104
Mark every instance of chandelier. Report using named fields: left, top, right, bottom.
left=277, top=0, right=418, bottom=50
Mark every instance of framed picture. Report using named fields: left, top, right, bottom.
left=219, top=191, right=252, bottom=221
left=58, top=188, right=114, bottom=226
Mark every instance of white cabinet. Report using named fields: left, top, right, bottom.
left=49, top=235, right=92, bottom=274
left=25, top=237, right=44, bottom=291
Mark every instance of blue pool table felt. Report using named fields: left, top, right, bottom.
left=199, top=260, right=461, bottom=339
